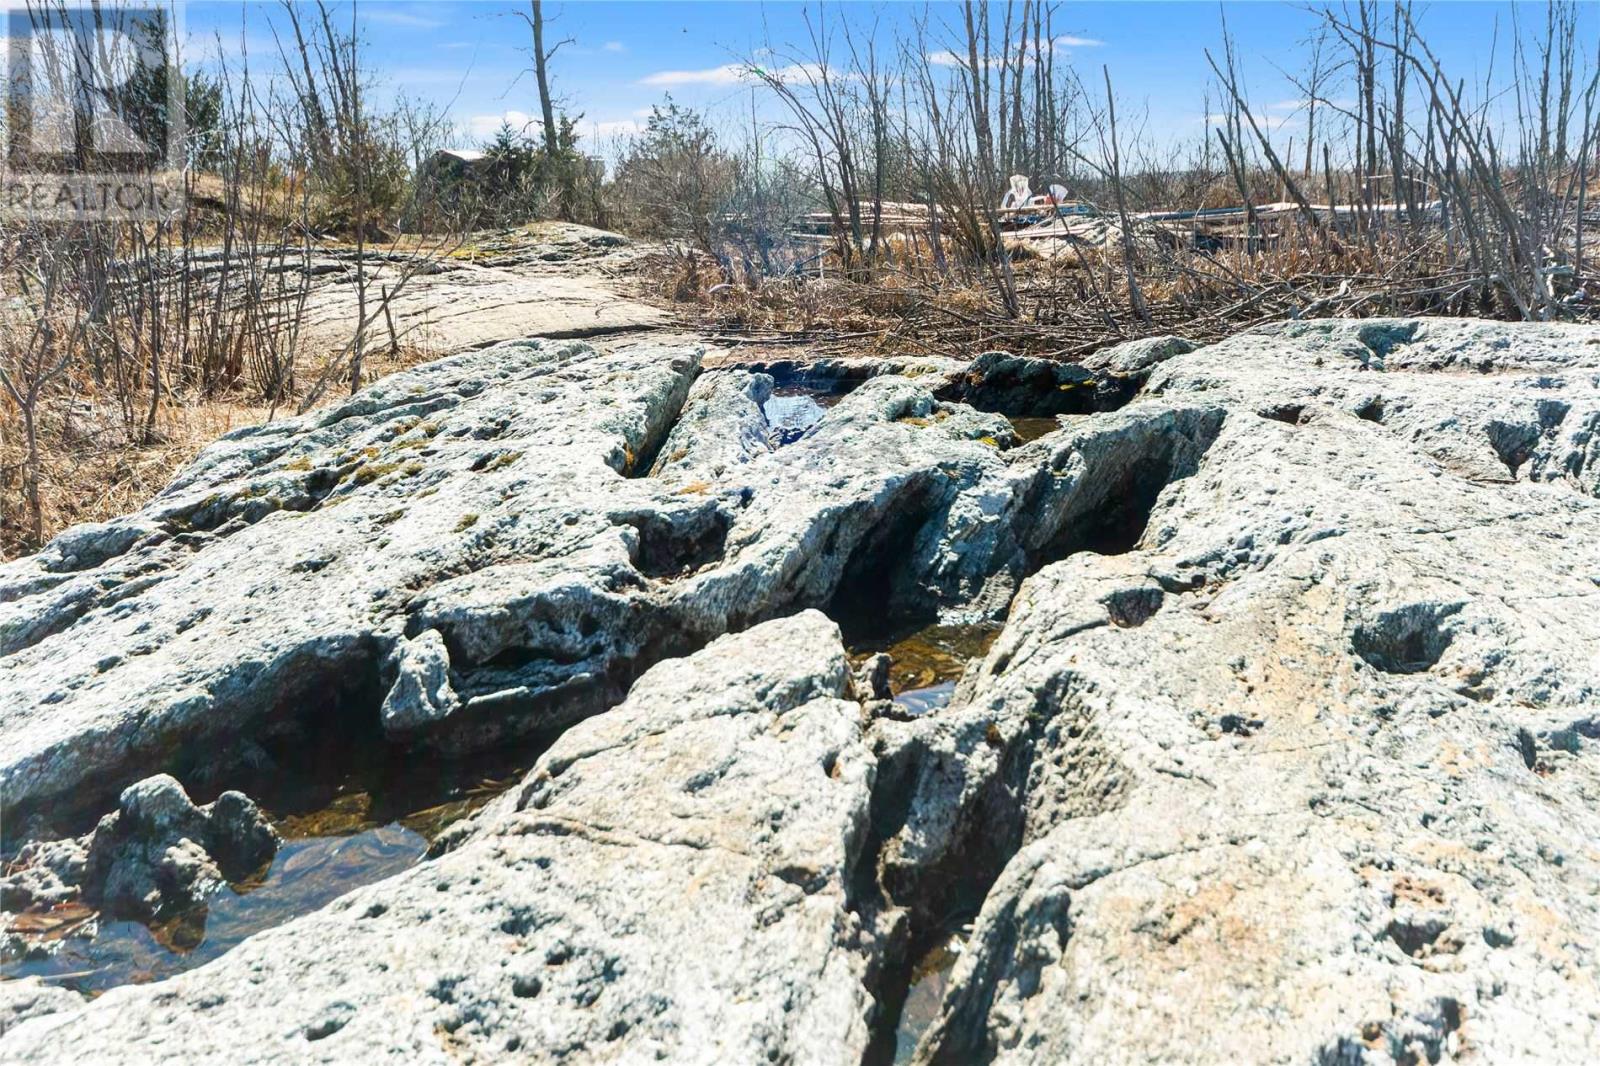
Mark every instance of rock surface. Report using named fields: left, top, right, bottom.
left=0, top=981, right=79, bottom=1039
left=0, top=336, right=704, bottom=814
left=1, top=614, right=885, bottom=1065
left=935, top=348, right=1132, bottom=414
left=888, top=319, right=1600, bottom=1064
left=647, top=368, right=775, bottom=477
left=286, top=223, right=666, bottom=357
left=379, top=629, right=461, bottom=733
left=1, top=775, right=277, bottom=921
left=0, top=330, right=1176, bottom=817
left=7, top=317, right=1600, bottom=1063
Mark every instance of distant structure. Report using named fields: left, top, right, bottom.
left=413, top=149, right=493, bottom=227
left=418, top=148, right=491, bottom=184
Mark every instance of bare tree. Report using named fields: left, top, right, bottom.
left=0, top=268, right=84, bottom=545
left=526, top=1, right=560, bottom=158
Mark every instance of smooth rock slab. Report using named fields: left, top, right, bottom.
left=292, top=224, right=666, bottom=357
left=0, top=613, right=883, bottom=1065
left=1148, top=317, right=1600, bottom=492
left=0, top=982, right=78, bottom=1040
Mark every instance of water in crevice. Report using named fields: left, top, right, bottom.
left=852, top=623, right=1000, bottom=715
left=6, top=829, right=428, bottom=995
left=763, top=385, right=846, bottom=446
left=893, top=927, right=972, bottom=1064
left=3, top=723, right=547, bottom=996
left=1005, top=415, right=1062, bottom=444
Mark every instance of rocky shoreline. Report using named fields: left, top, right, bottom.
left=5, top=314, right=1600, bottom=1063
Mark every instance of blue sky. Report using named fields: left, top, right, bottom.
left=178, top=1, right=1558, bottom=155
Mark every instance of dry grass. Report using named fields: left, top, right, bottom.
left=0, top=206, right=576, bottom=562
left=1, top=398, right=254, bottom=554
left=0, top=340, right=441, bottom=561
left=642, top=216, right=1545, bottom=369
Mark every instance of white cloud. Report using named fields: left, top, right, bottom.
left=638, top=61, right=833, bottom=87
left=926, top=49, right=1029, bottom=67
left=602, top=41, right=626, bottom=53
left=467, top=109, right=537, bottom=140
left=363, top=9, right=444, bottom=30
left=640, top=62, right=748, bottom=87
left=1053, top=35, right=1104, bottom=47
left=464, top=113, right=643, bottom=145
left=770, top=62, right=831, bottom=83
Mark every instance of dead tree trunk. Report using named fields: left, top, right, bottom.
left=531, top=1, right=559, bottom=158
